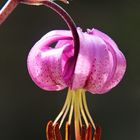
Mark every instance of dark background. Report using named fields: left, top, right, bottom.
left=0, top=0, right=140, bottom=139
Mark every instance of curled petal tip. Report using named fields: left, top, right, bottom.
left=87, top=28, right=94, bottom=34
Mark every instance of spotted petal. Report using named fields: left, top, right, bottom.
left=27, top=30, right=73, bottom=91
left=90, top=29, right=126, bottom=93
left=27, top=28, right=126, bottom=94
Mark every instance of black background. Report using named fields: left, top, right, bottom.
left=0, top=0, right=140, bottom=140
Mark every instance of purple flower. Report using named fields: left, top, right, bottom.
left=27, top=27, right=126, bottom=94
left=27, top=27, right=126, bottom=140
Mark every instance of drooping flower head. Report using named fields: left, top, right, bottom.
left=27, top=27, right=126, bottom=139
left=28, top=28, right=126, bottom=94
left=0, top=0, right=126, bottom=140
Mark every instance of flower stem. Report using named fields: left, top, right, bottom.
left=0, top=0, right=19, bottom=25
left=40, top=0, right=80, bottom=59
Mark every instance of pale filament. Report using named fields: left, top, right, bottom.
left=74, top=90, right=81, bottom=140
left=59, top=92, right=71, bottom=128
left=68, top=90, right=74, bottom=125
left=82, top=91, right=96, bottom=129
left=79, top=89, right=89, bottom=127
left=53, top=88, right=96, bottom=139
left=53, top=89, right=72, bottom=126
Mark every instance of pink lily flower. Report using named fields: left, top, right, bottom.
left=27, top=27, right=126, bottom=140
left=27, top=28, right=126, bottom=94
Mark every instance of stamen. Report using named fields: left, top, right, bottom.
left=79, top=90, right=89, bottom=127
left=59, top=93, right=71, bottom=127
left=81, top=125, right=86, bottom=140
left=65, top=122, right=71, bottom=140
left=82, top=91, right=96, bottom=129
left=46, top=121, right=55, bottom=140
left=93, top=126, right=102, bottom=140
left=53, top=89, right=71, bottom=126
left=68, top=90, right=74, bottom=125
left=85, top=124, right=92, bottom=140
left=77, top=90, right=82, bottom=128
left=74, top=90, right=81, bottom=140
left=54, top=123, right=62, bottom=140
left=77, top=90, right=83, bottom=128
left=49, top=89, right=98, bottom=140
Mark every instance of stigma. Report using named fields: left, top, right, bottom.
left=46, top=89, right=101, bottom=140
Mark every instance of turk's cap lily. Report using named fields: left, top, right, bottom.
left=1, top=0, right=126, bottom=139
left=27, top=27, right=126, bottom=94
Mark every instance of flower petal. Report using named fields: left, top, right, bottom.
left=83, top=34, right=111, bottom=93
left=92, top=29, right=126, bottom=93
left=27, top=30, right=73, bottom=91
left=71, top=28, right=96, bottom=89
left=86, top=29, right=126, bottom=94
